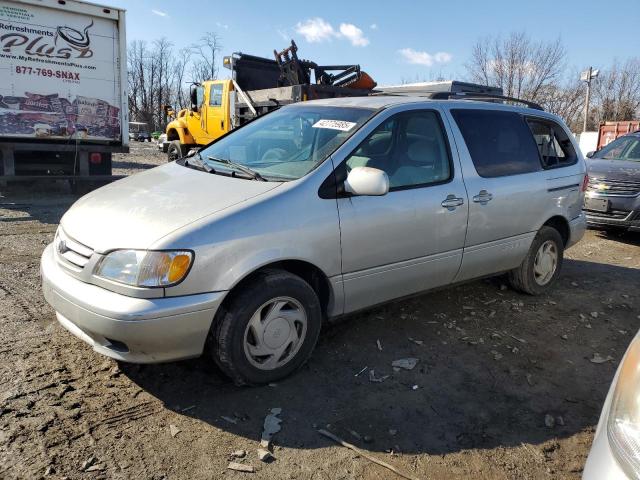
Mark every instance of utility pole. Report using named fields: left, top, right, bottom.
left=581, top=66, right=599, bottom=132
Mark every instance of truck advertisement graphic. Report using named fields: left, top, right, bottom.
left=0, top=1, right=123, bottom=141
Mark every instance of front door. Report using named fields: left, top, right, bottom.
left=202, top=82, right=226, bottom=143
left=336, top=108, right=469, bottom=313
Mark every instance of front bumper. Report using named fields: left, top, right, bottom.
left=584, top=193, right=640, bottom=231
left=583, top=426, right=628, bottom=479
left=41, top=244, right=226, bottom=363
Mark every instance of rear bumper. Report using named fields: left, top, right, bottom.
left=41, top=244, right=226, bottom=363
left=567, top=212, right=587, bottom=249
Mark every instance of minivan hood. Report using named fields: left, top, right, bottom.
left=587, top=158, right=640, bottom=181
left=61, top=162, right=281, bottom=252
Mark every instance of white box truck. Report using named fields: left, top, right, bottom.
left=0, top=0, right=127, bottom=188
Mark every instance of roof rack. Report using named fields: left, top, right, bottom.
left=428, top=91, right=544, bottom=111
left=373, top=80, right=543, bottom=111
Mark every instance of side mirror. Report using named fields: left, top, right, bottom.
left=344, top=167, right=389, bottom=196
left=190, top=87, right=200, bottom=112
left=586, top=151, right=595, bottom=158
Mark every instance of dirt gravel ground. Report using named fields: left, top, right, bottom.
left=1, top=143, right=639, bottom=479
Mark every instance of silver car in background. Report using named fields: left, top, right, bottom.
left=583, top=332, right=640, bottom=479
left=41, top=96, right=587, bottom=385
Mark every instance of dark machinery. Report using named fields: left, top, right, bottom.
left=273, top=40, right=375, bottom=89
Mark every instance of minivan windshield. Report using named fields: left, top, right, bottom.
left=197, top=105, right=375, bottom=180
left=592, top=136, right=640, bottom=162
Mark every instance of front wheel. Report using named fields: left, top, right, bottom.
left=508, top=226, right=564, bottom=295
left=167, top=140, right=186, bottom=162
left=210, top=270, right=322, bottom=386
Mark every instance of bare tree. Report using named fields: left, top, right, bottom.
left=591, top=58, right=640, bottom=127
left=127, top=38, right=201, bottom=131
left=190, top=32, right=222, bottom=82
left=466, top=32, right=566, bottom=103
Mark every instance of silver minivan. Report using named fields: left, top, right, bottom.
left=41, top=96, right=587, bottom=385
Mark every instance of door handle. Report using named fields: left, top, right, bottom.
left=221, top=120, right=224, bottom=129
left=441, top=195, right=464, bottom=209
left=472, top=190, right=493, bottom=204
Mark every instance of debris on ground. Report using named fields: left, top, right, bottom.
left=556, top=416, right=565, bottom=426
left=85, top=464, right=105, bottom=472
left=412, top=385, right=419, bottom=390
left=376, top=339, right=382, bottom=351
left=227, top=462, right=255, bottom=473
left=169, top=424, right=180, bottom=438
left=257, top=448, right=273, bottom=462
left=354, top=366, right=368, bottom=377
left=368, top=369, right=390, bottom=383
left=80, top=456, right=96, bottom=471
left=590, top=311, right=599, bottom=319
left=490, top=350, right=503, bottom=361
left=221, top=415, right=238, bottom=424
left=317, top=429, right=420, bottom=480
left=260, top=408, right=282, bottom=448
left=391, top=358, right=419, bottom=370
left=590, top=353, right=614, bottom=364
left=408, top=338, right=424, bottom=345
left=230, top=450, right=247, bottom=459
left=544, top=414, right=555, bottom=428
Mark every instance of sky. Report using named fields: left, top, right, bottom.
left=106, top=0, right=639, bottom=86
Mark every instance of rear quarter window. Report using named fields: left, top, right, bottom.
left=526, top=117, right=577, bottom=169
left=451, top=109, right=542, bottom=178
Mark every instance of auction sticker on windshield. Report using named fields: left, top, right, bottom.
left=312, top=119, right=357, bottom=131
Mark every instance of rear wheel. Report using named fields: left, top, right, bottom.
left=167, top=140, right=187, bottom=162
left=210, top=270, right=322, bottom=386
left=508, top=226, right=564, bottom=295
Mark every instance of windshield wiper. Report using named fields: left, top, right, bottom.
left=184, top=153, right=216, bottom=173
left=207, top=156, right=266, bottom=181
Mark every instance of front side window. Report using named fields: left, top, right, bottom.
left=451, top=109, right=541, bottom=178
left=526, top=118, right=577, bottom=169
left=209, top=84, right=223, bottom=106
left=198, top=105, right=375, bottom=180
left=594, top=136, right=640, bottom=161
left=345, top=110, right=452, bottom=189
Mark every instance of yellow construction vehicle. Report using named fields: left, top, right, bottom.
left=163, top=40, right=376, bottom=161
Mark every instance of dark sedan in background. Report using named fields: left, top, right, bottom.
left=584, top=131, right=640, bottom=232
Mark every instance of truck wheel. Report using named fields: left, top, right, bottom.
left=508, top=226, right=564, bottom=295
left=167, top=140, right=186, bottom=162
left=210, top=270, right=322, bottom=386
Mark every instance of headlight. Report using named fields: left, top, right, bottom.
left=95, top=250, right=193, bottom=287
left=607, top=335, right=640, bottom=479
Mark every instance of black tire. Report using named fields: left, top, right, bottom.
left=167, top=140, right=187, bottom=162
left=210, top=270, right=322, bottom=386
left=508, top=226, right=564, bottom=295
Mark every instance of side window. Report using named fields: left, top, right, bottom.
left=345, top=110, right=452, bottom=189
left=526, top=118, right=577, bottom=168
left=451, top=109, right=541, bottom=178
left=209, top=84, right=223, bottom=106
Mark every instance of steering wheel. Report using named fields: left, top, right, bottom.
left=260, top=148, right=288, bottom=162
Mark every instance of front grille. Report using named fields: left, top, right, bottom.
left=587, top=177, right=640, bottom=197
left=55, top=229, right=94, bottom=269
